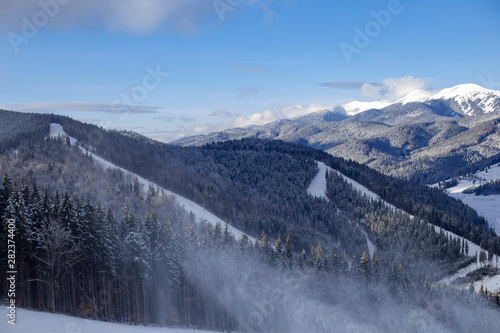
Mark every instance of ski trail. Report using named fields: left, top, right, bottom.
left=49, top=123, right=253, bottom=242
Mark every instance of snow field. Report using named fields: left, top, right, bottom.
left=1, top=308, right=213, bottom=333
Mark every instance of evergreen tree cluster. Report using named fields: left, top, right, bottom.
left=0, top=110, right=50, bottom=155
left=3, top=174, right=498, bottom=332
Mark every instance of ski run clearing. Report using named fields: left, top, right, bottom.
left=308, top=161, right=500, bottom=292
left=49, top=123, right=253, bottom=243
left=1, top=308, right=213, bottom=333
left=307, top=161, right=377, bottom=260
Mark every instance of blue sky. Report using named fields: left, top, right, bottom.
left=1, top=0, right=499, bottom=142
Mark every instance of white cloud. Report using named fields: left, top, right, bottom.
left=210, top=108, right=237, bottom=117
left=0, top=0, right=215, bottom=34
left=233, top=102, right=340, bottom=128
left=360, top=76, right=432, bottom=100
left=1, top=102, right=161, bottom=114
left=0, top=0, right=282, bottom=34
left=236, top=86, right=259, bottom=99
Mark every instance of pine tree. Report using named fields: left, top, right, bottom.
left=314, top=242, right=325, bottom=271
left=298, top=248, right=307, bottom=270
left=360, top=251, right=371, bottom=282
left=469, top=280, right=475, bottom=293
left=275, top=235, right=283, bottom=257
left=372, top=253, right=380, bottom=282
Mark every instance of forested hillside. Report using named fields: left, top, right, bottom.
left=1, top=110, right=500, bottom=331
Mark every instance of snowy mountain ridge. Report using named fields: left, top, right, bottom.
left=340, top=83, right=500, bottom=116
left=398, top=83, right=500, bottom=116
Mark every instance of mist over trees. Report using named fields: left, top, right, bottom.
left=2, top=173, right=500, bottom=332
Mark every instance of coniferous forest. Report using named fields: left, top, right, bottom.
left=1, top=110, right=500, bottom=332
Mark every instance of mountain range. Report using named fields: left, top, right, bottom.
left=1, top=83, right=500, bottom=332
left=173, top=84, right=500, bottom=184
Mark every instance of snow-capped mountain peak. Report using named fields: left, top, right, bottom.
left=397, top=83, right=500, bottom=115
left=430, top=83, right=500, bottom=115
left=341, top=99, right=392, bottom=115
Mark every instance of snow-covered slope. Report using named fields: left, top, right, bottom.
left=341, top=100, right=392, bottom=115
left=399, top=83, right=500, bottom=116
left=49, top=124, right=253, bottom=242
left=307, top=161, right=378, bottom=259
left=1, top=308, right=214, bottom=333
left=444, top=162, right=500, bottom=234
left=308, top=161, right=500, bottom=291
left=343, top=84, right=500, bottom=116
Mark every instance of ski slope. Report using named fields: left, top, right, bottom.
left=49, top=124, right=252, bottom=242
left=1, top=308, right=214, bottom=333
left=308, top=161, right=500, bottom=291
left=307, top=161, right=377, bottom=259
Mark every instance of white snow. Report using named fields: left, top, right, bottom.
left=439, top=162, right=500, bottom=234
left=472, top=271, right=500, bottom=294
left=446, top=162, right=500, bottom=194
left=307, top=161, right=391, bottom=207
left=341, top=100, right=392, bottom=115
left=433, top=222, right=500, bottom=292
left=307, top=161, right=329, bottom=199
left=399, top=83, right=500, bottom=115
left=49, top=124, right=253, bottom=242
left=362, top=230, right=376, bottom=260
left=1, top=308, right=214, bottom=333
left=450, top=193, right=500, bottom=235
left=49, top=123, right=78, bottom=145
left=396, top=89, right=436, bottom=104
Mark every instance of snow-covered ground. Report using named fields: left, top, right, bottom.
left=49, top=124, right=252, bottom=242
left=435, top=223, right=500, bottom=291
left=440, top=162, right=500, bottom=234
left=450, top=193, right=500, bottom=234
left=307, top=161, right=377, bottom=259
left=307, top=161, right=329, bottom=199
left=1, top=308, right=213, bottom=333
left=446, top=162, right=500, bottom=194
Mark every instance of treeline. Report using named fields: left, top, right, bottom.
left=463, top=179, right=500, bottom=196
left=0, top=110, right=50, bottom=154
